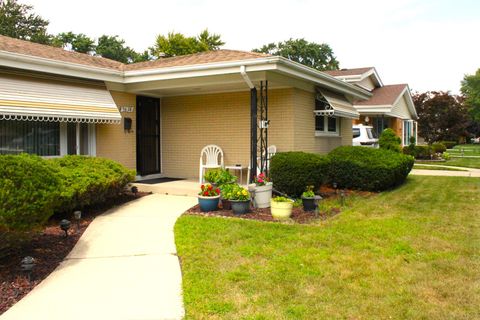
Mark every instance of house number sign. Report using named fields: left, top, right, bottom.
left=120, top=106, right=134, bottom=113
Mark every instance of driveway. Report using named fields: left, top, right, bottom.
left=1, top=194, right=197, bottom=320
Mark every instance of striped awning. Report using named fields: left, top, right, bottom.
left=314, top=89, right=359, bottom=119
left=0, top=72, right=121, bottom=124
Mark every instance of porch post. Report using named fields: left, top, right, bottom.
left=250, top=87, right=257, bottom=183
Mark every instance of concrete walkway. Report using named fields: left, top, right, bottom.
left=2, top=194, right=197, bottom=320
left=411, top=164, right=480, bottom=177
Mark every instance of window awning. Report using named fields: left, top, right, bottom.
left=313, top=89, right=359, bottom=119
left=0, top=72, right=121, bottom=124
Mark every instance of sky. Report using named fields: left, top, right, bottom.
left=25, top=0, right=480, bottom=93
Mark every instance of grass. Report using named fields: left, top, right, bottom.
left=175, top=176, right=480, bottom=319
left=419, top=157, right=480, bottom=169
left=413, top=164, right=468, bottom=171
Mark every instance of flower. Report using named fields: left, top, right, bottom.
left=201, top=184, right=205, bottom=189
left=208, top=185, right=213, bottom=190
left=216, top=188, right=220, bottom=194
left=203, top=191, right=208, bottom=196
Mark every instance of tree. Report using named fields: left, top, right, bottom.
left=0, top=0, right=51, bottom=44
left=461, top=68, right=480, bottom=121
left=253, top=38, right=340, bottom=71
left=379, top=128, right=401, bottom=152
left=413, top=91, right=470, bottom=143
left=150, top=29, right=225, bottom=58
left=52, top=32, right=95, bottom=54
left=96, top=35, right=150, bottom=64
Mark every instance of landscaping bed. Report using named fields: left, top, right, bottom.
left=0, top=190, right=150, bottom=315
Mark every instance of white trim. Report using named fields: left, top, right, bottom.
left=88, top=123, right=96, bottom=156
left=315, top=116, right=340, bottom=137
left=60, top=122, right=67, bottom=156
left=75, top=122, right=80, bottom=155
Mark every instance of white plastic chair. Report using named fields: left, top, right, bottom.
left=257, top=145, right=277, bottom=174
left=199, top=145, right=224, bottom=183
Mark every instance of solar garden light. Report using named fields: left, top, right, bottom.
left=340, top=190, right=346, bottom=206
left=333, top=182, right=338, bottom=195
left=21, top=256, right=35, bottom=282
left=73, top=210, right=82, bottom=230
left=131, top=185, right=138, bottom=195
left=60, top=219, right=71, bottom=237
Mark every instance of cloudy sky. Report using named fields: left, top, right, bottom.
left=26, top=0, right=479, bottom=93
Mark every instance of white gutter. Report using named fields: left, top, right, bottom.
left=240, top=65, right=254, bottom=89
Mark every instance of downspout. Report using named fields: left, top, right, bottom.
left=240, top=66, right=257, bottom=183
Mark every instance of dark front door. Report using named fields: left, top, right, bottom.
left=136, top=96, right=161, bottom=176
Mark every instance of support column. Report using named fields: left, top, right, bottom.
left=250, top=87, right=257, bottom=183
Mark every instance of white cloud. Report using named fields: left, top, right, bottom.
left=25, top=0, right=480, bottom=93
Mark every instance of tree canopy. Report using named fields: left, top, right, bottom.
left=253, top=38, right=340, bottom=71
left=413, top=91, right=470, bottom=143
left=52, top=32, right=96, bottom=54
left=96, top=35, right=149, bottom=64
left=461, top=68, right=480, bottom=121
left=0, top=0, right=50, bottom=44
left=150, top=29, right=225, bottom=58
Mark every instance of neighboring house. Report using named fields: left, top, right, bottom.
left=0, top=35, right=371, bottom=180
left=325, top=67, right=418, bottom=146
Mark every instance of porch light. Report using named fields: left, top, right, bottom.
left=74, top=211, right=82, bottom=230
left=21, top=256, right=35, bottom=282
left=60, top=219, right=71, bottom=237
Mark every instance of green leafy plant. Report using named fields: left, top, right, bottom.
left=204, top=169, right=237, bottom=186
left=272, top=196, right=293, bottom=203
left=229, top=184, right=250, bottom=201
left=442, top=152, right=451, bottom=160
left=199, top=183, right=220, bottom=197
left=439, top=141, right=457, bottom=149
left=328, top=146, right=414, bottom=191
left=270, top=152, right=330, bottom=197
left=219, top=183, right=235, bottom=200
left=302, top=185, right=315, bottom=198
left=403, top=145, right=433, bottom=160
left=379, top=128, right=402, bottom=153
left=431, top=142, right=447, bottom=154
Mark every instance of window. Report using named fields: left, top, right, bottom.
left=0, top=120, right=95, bottom=156
left=315, top=116, right=340, bottom=136
left=353, top=128, right=360, bottom=138
left=0, top=120, right=60, bottom=155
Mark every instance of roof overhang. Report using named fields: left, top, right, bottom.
left=313, top=89, right=360, bottom=119
left=0, top=70, right=121, bottom=123
left=333, top=67, right=383, bottom=88
left=0, top=51, right=372, bottom=101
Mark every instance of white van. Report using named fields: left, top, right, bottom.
left=353, top=124, right=379, bottom=147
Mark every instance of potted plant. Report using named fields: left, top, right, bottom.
left=198, top=184, right=221, bottom=212
left=219, top=183, right=235, bottom=210
left=252, top=172, right=273, bottom=208
left=301, top=185, right=316, bottom=211
left=204, top=169, right=237, bottom=187
left=270, top=196, right=294, bottom=220
left=229, top=184, right=251, bottom=215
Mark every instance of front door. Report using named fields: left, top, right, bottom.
left=136, top=96, right=161, bottom=176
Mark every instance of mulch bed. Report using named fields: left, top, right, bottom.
left=0, top=191, right=150, bottom=315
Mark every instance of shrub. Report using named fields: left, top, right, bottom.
left=49, top=156, right=135, bottom=212
left=403, top=145, right=433, bottom=160
left=431, top=142, right=447, bottom=154
left=270, top=152, right=330, bottom=197
left=440, top=141, right=457, bottom=149
left=379, top=128, right=402, bottom=153
left=0, top=154, right=61, bottom=232
left=328, top=146, right=414, bottom=191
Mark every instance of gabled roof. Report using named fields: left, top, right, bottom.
left=323, top=67, right=374, bottom=77
left=0, top=35, right=269, bottom=72
left=355, top=84, right=408, bottom=106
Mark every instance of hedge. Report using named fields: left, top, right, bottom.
left=49, top=156, right=136, bottom=212
left=379, top=128, right=402, bottom=153
left=327, top=146, right=414, bottom=191
left=0, top=154, right=61, bottom=232
left=403, top=145, right=433, bottom=160
left=439, top=141, right=457, bottom=149
left=270, top=152, right=330, bottom=197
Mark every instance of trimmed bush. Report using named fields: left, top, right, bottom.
left=328, top=146, right=414, bottom=191
left=431, top=142, right=447, bottom=154
left=403, top=145, right=433, bottom=160
left=0, top=154, right=61, bottom=231
left=49, top=156, right=136, bottom=212
left=379, top=128, right=402, bottom=153
left=270, top=152, right=330, bottom=197
left=440, top=141, right=457, bottom=149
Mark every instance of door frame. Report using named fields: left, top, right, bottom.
left=136, top=95, right=161, bottom=176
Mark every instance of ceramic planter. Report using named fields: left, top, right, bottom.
left=198, top=195, right=220, bottom=212
left=302, top=197, right=316, bottom=211
left=253, top=183, right=273, bottom=208
left=270, top=199, right=293, bottom=220
left=230, top=199, right=251, bottom=215
left=221, top=198, right=231, bottom=210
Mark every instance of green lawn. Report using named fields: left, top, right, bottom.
left=175, top=176, right=480, bottom=319
left=419, top=157, right=480, bottom=169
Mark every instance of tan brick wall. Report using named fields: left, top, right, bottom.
left=161, top=89, right=298, bottom=179
left=96, top=91, right=136, bottom=170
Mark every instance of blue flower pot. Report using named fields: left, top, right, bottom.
left=198, top=195, right=220, bottom=212
left=230, top=199, right=251, bottom=215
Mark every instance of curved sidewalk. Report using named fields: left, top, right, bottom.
left=1, top=194, right=197, bottom=320
left=411, top=164, right=480, bottom=177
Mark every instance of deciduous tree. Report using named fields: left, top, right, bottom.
left=461, top=68, right=480, bottom=121
left=52, top=32, right=95, bottom=54
left=253, top=38, right=339, bottom=71
left=96, top=35, right=150, bottom=64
